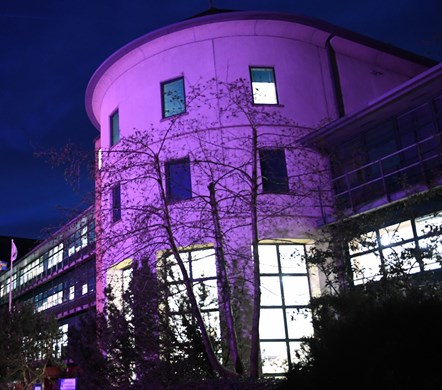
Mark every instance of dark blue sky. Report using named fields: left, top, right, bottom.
left=1, top=0, right=441, bottom=239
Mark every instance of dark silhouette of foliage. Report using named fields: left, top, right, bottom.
left=0, top=302, right=62, bottom=389
left=281, top=275, right=442, bottom=390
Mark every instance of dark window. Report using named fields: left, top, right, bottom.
left=260, top=149, right=289, bottom=193
left=112, top=184, right=121, bottom=222
left=161, top=77, right=186, bottom=118
left=110, top=110, right=120, bottom=146
left=166, top=158, right=192, bottom=201
left=250, top=67, right=278, bottom=104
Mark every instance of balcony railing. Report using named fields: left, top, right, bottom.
left=333, top=132, right=442, bottom=213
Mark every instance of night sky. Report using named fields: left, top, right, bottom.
left=1, top=0, right=441, bottom=239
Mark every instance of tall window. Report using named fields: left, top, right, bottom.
left=110, top=110, right=120, bottom=146
left=259, top=243, right=313, bottom=375
left=112, top=183, right=121, bottom=222
left=161, top=77, right=186, bottom=118
left=260, top=149, right=289, bottom=193
left=165, top=248, right=219, bottom=341
left=165, top=158, right=192, bottom=202
left=250, top=67, right=278, bottom=104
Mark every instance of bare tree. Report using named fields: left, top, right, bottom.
left=94, top=77, right=331, bottom=379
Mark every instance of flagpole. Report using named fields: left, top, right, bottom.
left=9, top=239, right=17, bottom=312
left=8, top=256, right=13, bottom=312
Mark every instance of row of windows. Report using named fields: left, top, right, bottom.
left=159, top=244, right=312, bottom=376
left=349, top=211, right=442, bottom=284
left=0, top=219, right=95, bottom=298
left=110, top=149, right=289, bottom=223
left=108, top=67, right=278, bottom=146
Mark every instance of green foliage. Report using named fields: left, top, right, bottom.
left=0, top=301, right=62, bottom=389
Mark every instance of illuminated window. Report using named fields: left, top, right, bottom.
left=259, top=149, right=289, bottom=193
left=55, top=324, right=68, bottom=358
left=112, top=183, right=122, bottom=222
left=165, top=248, right=220, bottom=343
left=161, top=77, right=186, bottom=118
left=250, top=67, right=278, bottom=104
left=110, top=110, right=120, bottom=146
left=165, top=158, right=192, bottom=202
left=349, top=211, right=442, bottom=284
left=259, top=243, right=313, bottom=376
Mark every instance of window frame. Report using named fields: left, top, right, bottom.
left=110, top=109, right=120, bottom=147
left=165, top=157, right=192, bottom=202
left=259, top=149, right=289, bottom=194
left=161, top=76, right=186, bottom=118
left=250, top=66, right=279, bottom=105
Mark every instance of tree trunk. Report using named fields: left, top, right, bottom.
left=208, top=181, right=244, bottom=375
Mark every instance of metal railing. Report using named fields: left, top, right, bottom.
left=333, top=132, right=442, bottom=212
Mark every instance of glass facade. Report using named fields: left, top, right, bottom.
left=332, top=95, right=442, bottom=211
left=0, top=216, right=95, bottom=302
left=349, top=211, right=442, bottom=284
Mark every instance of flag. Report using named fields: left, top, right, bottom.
left=0, top=260, right=7, bottom=271
left=11, top=239, right=17, bottom=263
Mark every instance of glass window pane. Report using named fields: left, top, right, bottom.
left=290, top=341, right=307, bottom=364
left=348, top=230, right=377, bottom=255
left=166, top=253, right=189, bottom=283
left=259, top=245, right=279, bottom=274
left=261, top=276, right=282, bottom=306
left=259, top=309, right=286, bottom=339
left=162, top=77, right=185, bottom=118
left=416, top=212, right=442, bottom=236
left=379, top=220, right=413, bottom=247
left=259, top=149, right=289, bottom=193
left=382, top=242, right=419, bottom=273
left=166, top=158, right=192, bottom=201
left=190, top=249, right=216, bottom=279
left=260, top=342, right=289, bottom=374
left=202, top=310, right=221, bottom=341
left=168, top=283, right=188, bottom=313
left=279, top=245, right=306, bottom=274
left=110, top=110, right=120, bottom=146
left=419, top=236, right=442, bottom=270
left=351, top=252, right=382, bottom=284
left=251, top=67, right=278, bottom=104
left=193, top=279, right=218, bottom=310
left=286, top=308, right=313, bottom=339
left=112, top=184, right=121, bottom=222
left=282, top=276, right=310, bottom=305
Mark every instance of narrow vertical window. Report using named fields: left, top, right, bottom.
left=250, top=67, right=278, bottom=104
left=260, top=149, right=289, bottom=193
left=165, top=158, right=192, bottom=202
left=161, top=77, right=186, bottom=118
left=112, top=183, right=121, bottom=222
left=110, top=110, right=120, bottom=146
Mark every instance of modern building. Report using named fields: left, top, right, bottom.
left=84, top=9, right=441, bottom=376
left=3, top=8, right=441, bottom=381
left=0, top=207, right=96, bottom=380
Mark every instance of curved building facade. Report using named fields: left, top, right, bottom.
left=85, top=10, right=434, bottom=375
